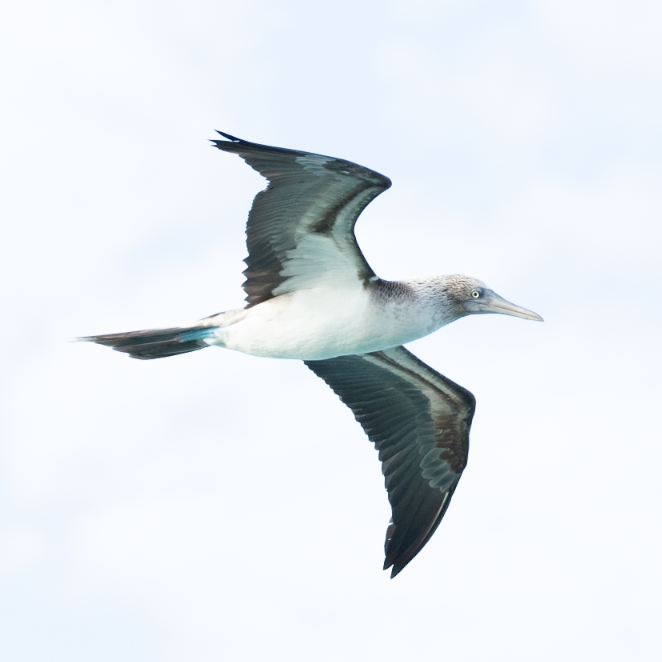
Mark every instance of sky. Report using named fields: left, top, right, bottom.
left=2, top=0, right=661, bottom=660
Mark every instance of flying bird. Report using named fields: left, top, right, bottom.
left=81, top=132, right=542, bottom=577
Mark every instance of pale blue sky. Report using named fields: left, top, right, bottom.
left=2, top=1, right=661, bottom=660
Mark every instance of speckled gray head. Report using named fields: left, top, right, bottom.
left=442, top=274, right=543, bottom=321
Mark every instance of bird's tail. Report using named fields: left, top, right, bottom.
left=78, top=323, right=220, bottom=360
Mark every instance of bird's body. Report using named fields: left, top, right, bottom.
left=203, top=277, right=459, bottom=360
left=82, top=133, right=542, bottom=577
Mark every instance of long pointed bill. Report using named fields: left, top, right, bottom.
left=478, top=290, right=544, bottom=321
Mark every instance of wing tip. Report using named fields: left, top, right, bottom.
left=383, top=558, right=404, bottom=579
left=210, top=131, right=247, bottom=150
left=215, top=130, right=242, bottom=142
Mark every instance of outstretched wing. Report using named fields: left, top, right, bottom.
left=305, top=346, right=476, bottom=577
left=212, top=133, right=392, bottom=307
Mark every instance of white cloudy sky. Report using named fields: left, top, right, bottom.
left=2, top=1, right=661, bottom=660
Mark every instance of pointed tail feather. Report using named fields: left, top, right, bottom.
left=78, top=325, right=219, bottom=360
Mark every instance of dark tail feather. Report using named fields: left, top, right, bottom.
left=78, top=325, right=218, bottom=360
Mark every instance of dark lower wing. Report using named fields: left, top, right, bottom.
left=305, top=346, right=475, bottom=577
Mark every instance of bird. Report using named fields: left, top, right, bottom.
left=81, top=132, right=542, bottom=578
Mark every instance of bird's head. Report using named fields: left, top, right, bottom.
left=441, top=275, right=543, bottom=322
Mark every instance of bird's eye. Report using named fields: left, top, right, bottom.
left=471, top=290, right=481, bottom=298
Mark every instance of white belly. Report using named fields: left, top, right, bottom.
left=212, top=287, right=436, bottom=360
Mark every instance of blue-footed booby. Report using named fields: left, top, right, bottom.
left=82, top=132, right=542, bottom=577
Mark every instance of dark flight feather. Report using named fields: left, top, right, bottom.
left=305, top=345, right=475, bottom=577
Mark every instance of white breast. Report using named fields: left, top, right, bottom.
left=213, top=286, right=441, bottom=361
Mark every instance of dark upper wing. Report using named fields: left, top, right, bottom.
left=305, top=346, right=476, bottom=578
left=212, top=133, right=392, bottom=307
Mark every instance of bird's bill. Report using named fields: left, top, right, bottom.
left=469, top=290, right=544, bottom=321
